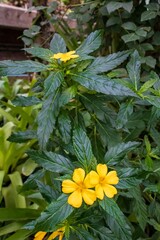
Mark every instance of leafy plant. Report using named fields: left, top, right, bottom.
left=0, top=31, right=160, bottom=239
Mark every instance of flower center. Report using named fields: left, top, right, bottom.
left=77, top=182, right=85, bottom=191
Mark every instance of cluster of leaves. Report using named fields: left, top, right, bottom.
left=0, top=31, right=160, bottom=239
left=66, top=0, right=160, bottom=70
left=0, top=77, right=41, bottom=238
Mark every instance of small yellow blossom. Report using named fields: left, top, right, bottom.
left=48, top=227, right=65, bottom=240
left=86, top=164, right=119, bottom=200
left=62, top=168, right=96, bottom=208
left=51, top=51, right=79, bottom=62
left=34, top=231, right=47, bottom=240
left=34, top=227, right=65, bottom=240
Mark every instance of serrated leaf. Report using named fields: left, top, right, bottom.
left=44, top=71, right=64, bottom=97
left=37, top=89, right=60, bottom=149
left=8, top=130, right=37, bottom=142
left=100, top=197, right=132, bottom=240
left=58, top=113, right=71, bottom=144
left=27, top=150, right=74, bottom=174
left=126, top=50, right=141, bottom=90
left=87, top=51, right=130, bottom=74
left=121, top=33, right=140, bottom=43
left=12, top=96, right=41, bottom=106
left=141, top=10, right=157, bottom=21
left=74, top=226, right=95, bottom=240
left=116, top=101, right=133, bottom=129
left=50, top=33, right=67, bottom=54
left=76, top=30, right=102, bottom=55
left=90, top=225, right=118, bottom=240
left=36, top=180, right=58, bottom=202
left=117, top=177, right=142, bottom=189
left=146, top=96, right=160, bottom=108
left=73, top=127, right=94, bottom=170
left=71, top=71, right=135, bottom=97
left=24, top=47, right=54, bottom=61
left=0, top=60, right=47, bottom=76
left=35, top=194, right=73, bottom=231
left=129, top=187, right=148, bottom=230
left=104, top=141, right=140, bottom=165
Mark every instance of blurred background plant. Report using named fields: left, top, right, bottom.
left=0, top=76, right=41, bottom=238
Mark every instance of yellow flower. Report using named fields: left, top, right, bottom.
left=62, top=168, right=97, bottom=208
left=48, top=227, right=65, bottom=240
left=86, top=164, right=119, bottom=200
left=51, top=51, right=79, bottom=62
left=34, top=231, right=47, bottom=240
left=34, top=227, right=65, bottom=240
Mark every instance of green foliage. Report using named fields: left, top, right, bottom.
left=0, top=30, right=160, bottom=240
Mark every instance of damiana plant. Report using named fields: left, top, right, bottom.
left=0, top=31, right=160, bottom=239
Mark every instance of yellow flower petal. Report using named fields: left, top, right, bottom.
left=82, top=189, right=96, bottom=205
left=95, top=184, right=104, bottom=200
left=52, top=53, right=63, bottom=59
left=103, top=184, right=117, bottom=198
left=84, top=171, right=99, bottom=188
left=68, top=189, right=82, bottom=208
left=62, top=180, right=78, bottom=193
left=96, top=164, right=108, bottom=178
left=34, top=231, right=47, bottom=240
left=67, top=50, right=76, bottom=55
left=48, top=231, right=59, bottom=240
left=105, top=171, right=119, bottom=185
left=59, top=234, right=64, bottom=240
left=72, top=168, right=85, bottom=184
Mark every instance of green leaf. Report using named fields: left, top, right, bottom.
left=100, top=197, right=132, bottom=240
left=59, top=85, right=77, bottom=107
left=50, top=33, right=67, bottom=54
left=27, top=149, right=74, bottom=174
left=0, top=208, right=40, bottom=221
left=5, top=229, right=32, bottom=240
left=121, top=33, right=140, bottom=43
left=146, top=96, right=160, bottom=108
left=104, top=141, right=140, bottom=165
left=116, top=101, right=133, bottom=129
left=76, top=30, right=102, bottom=55
left=0, top=171, right=5, bottom=191
left=90, top=225, right=118, bottom=240
left=74, top=226, right=95, bottom=240
left=71, top=71, right=135, bottom=97
left=8, top=130, right=37, bottom=143
left=121, top=22, right=137, bottom=31
left=20, top=170, right=45, bottom=193
left=87, top=51, right=130, bottom=74
left=141, top=10, right=157, bottom=21
left=36, top=180, right=58, bottom=202
left=0, top=60, right=47, bottom=76
left=139, top=79, right=157, bottom=94
left=35, top=194, right=73, bottom=231
left=126, top=50, right=141, bottom=90
left=12, top=96, right=41, bottom=106
left=117, top=177, right=142, bottom=189
left=73, top=127, right=94, bottom=170
left=24, top=47, right=54, bottom=61
left=0, top=222, right=24, bottom=237
left=129, top=187, right=148, bottom=230
left=37, top=90, right=60, bottom=149
left=58, top=112, right=71, bottom=144
left=44, top=71, right=64, bottom=97
left=106, top=1, right=133, bottom=13
left=135, top=28, right=147, bottom=37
